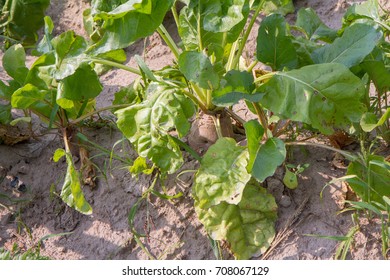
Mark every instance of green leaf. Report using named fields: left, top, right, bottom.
left=90, top=0, right=173, bottom=54
left=194, top=137, right=251, bottom=209
left=53, top=148, right=66, bottom=162
left=346, top=155, right=390, bottom=204
left=262, top=0, right=294, bottom=15
left=283, top=167, right=298, bottom=189
left=11, top=84, right=47, bottom=109
left=243, top=120, right=264, bottom=172
left=360, top=112, right=379, bottom=132
left=57, top=64, right=103, bottom=109
left=59, top=150, right=93, bottom=215
left=35, top=16, right=54, bottom=55
left=212, top=70, right=258, bottom=106
left=295, top=8, right=337, bottom=42
left=257, top=14, right=298, bottom=71
left=51, top=31, right=88, bottom=79
left=195, top=183, right=277, bottom=259
left=2, top=44, right=28, bottom=84
left=179, top=51, right=220, bottom=90
left=1, top=0, right=50, bottom=45
left=115, top=83, right=195, bottom=173
left=343, top=0, right=381, bottom=26
left=361, top=57, right=390, bottom=93
left=311, top=24, right=382, bottom=68
left=202, top=0, right=248, bottom=33
left=259, top=63, right=367, bottom=134
left=252, top=138, right=286, bottom=182
left=128, top=156, right=153, bottom=176
left=0, top=104, right=12, bottom=124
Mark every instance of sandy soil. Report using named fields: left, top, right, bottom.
left=0, top=0, right=389, bottom=260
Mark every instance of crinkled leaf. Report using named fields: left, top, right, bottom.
left=54, top=149, right=92, bottom=215
left=57, top=64, right=103, bottom=109
left=113, top=83, right=140, bottom=106
left=244, top=120, right=264, bottom=172
left=195, top=183, right=277, bottom=259
left=11, top=84, right=47, bottom=109
left=179, top=51, right=220, bottom=90
left=292, top=37, right=319, bottom=66
left=296, top=8, right=337, bottom=42
left=194, top=137, right=251, bottom=209
left=35, top=16, right=54, bottom=55
left=0, top=104, right=12, bottom=124
left=257, top=14, right=298, bottom=71
left=1, top=0, right=50, bottom=45
left=212, top=70, right=258, bottom=106
left=311, top=24, right=382, bottom=68
left=2, top=44, right=28, bottom=84
left=346, top=155, right=390, bottom=204
left=51, top=31, right=88, bottom=79
left=259, top=63, right=367, bottom=134
left=252, top=138, right=286, bottom=182
left=25, top=52, right=56, bottom=90
left=115, top=83, right=195, bottom=173
left=89, top=0, right=173, bottom=54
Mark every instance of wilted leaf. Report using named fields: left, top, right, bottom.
left=195, top=183, right=277, bottom=259
left=116, top=83, right=195, bottom=173
left=194, top=137, right=251, bottom=209
left=11, top=84, right=47, bottom=109
left=53, top=149, right=92, bottom=215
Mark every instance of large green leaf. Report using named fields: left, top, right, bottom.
left=11, top=83, right=47, bottom=109
left=257, top=14, right=298, bottom=71
left=53, top=149, right=92, bottom=215
left=1, top=0, right=50, bottom=45
left=346, top=155, right=390, bottom=204
left=295, top=8, right=337, bottom=42
left=179, top=51, right=220, bottom=90
left=194, top=137, right=251, bottom=209
left=2, top=44, right=28, bottom=84
left=252, top=138, right=286, bottom=182
left=57, top=64, right=103, bottom=109
left=195, top=183, right=277, bottom=259
left=311, top=23, right=381, bottom=68
left=259, top=63, right=367, bottom=134
left=212, top=70, right=257, bottom=106
left=115, top=83, right=195, bottom=173
left=89, top=0, right=174, bottom=54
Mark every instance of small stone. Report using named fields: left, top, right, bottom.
left=280, top=195, right=292, bottom=208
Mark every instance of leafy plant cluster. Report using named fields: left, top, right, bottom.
left=0, top=0, right=389, bottom=259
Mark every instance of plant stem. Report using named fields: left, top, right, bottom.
left=253, top=102, right=268, bottom=138
left=231, top=0, right=266, bottom=69
left=90, top=58, right=141, bottom=76
left=69, top=104, right=132, bottom=125
left=171, top=3, right=180, bottom=31
left=226, top=40, right=239, bottom=71
left=211, top=115, right=223, bottom=139
left=285, top=141, right=358, bottom=161
left=254, top=72, right=276, bottom=83
left=157, top=25, right=180, bottom=59
left=247, top=59, right=258, bottom=72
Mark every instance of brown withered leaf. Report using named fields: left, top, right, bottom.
left=79, top=146, right=96, bottom=189
left=0, top=124, right=30, bottom=145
